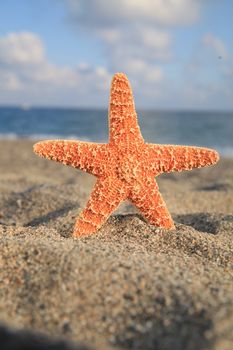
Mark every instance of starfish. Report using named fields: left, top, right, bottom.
left=34, top=73, right=219, bottom=237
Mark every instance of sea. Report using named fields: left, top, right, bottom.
left=0, top=107, right=232, bottom=157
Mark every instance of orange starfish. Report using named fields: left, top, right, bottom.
left=34, top=73, right=219, bottom=237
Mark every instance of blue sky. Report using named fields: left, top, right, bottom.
left=0, top=0, right=233, bottom=109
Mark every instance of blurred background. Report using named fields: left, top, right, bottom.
left=0, top=0, right=232, bottom=155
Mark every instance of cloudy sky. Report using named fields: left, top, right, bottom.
left=0, top=0, right=232, bottom=109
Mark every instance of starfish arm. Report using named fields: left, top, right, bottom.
left=33, top=140, right=109, bottom=176
left=73, top=177, right=128, bottom=237
left=129, top=177, right=175, bottom=229
left=108, top=73, right=143, bottom=146
left=146, top=144, right=219, bottom=174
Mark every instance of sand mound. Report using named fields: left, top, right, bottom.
left=0, top=140, right=232, bottom=350
left=0, top=213, right=232, bottom=350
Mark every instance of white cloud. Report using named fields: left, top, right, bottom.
left=0, top=70, right=22, bottom=91
left=96, top=26, right=169, bottom=97
left=1, top=25, right=233, bottom=109
left=115, top=58, right=163, bottom=84
left=0, top=32, right=111, bottom=106
left=62, top=0, right=203, bottom=94
left=0, top=32, right=44, bottom=65
left=66, top=0, right=200, bottom=26
left=0, top=32, right=75, bottom=88
left=0, top=30, right=166, bottom=105
left=99, top=26, right=172, bottom=63
left=62, top=0, right=203, bottom=103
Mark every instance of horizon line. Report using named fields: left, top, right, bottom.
left=0, top=104, right=233, bottom=113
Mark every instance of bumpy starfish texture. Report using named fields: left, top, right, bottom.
left=34, top=73, right=219, bottom=237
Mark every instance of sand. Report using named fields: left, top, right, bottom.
left=0, top=139, right=232, bottom=350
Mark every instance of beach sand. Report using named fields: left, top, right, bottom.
left=0, top=140, right=232, bottom=350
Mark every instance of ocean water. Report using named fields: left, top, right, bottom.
left=0, top=107, right=232, bottom=157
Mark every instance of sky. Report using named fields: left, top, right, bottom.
left=0, top=0, right=233, bottom=109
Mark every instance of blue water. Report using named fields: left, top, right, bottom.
left=0, top=107, right=232, bottom=157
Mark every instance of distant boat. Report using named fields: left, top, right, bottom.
left=20, top=103, right=31, bottom=111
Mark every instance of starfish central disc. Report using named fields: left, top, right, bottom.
left=116, top=156, right=140, bottom=183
